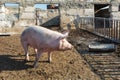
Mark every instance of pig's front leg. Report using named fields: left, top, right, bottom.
left=33, top=50, right=42, bottom=68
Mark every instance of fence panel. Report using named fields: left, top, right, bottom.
left=78, top=17, right=120, bottom=43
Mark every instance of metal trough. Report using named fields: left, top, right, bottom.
left=88, top=43, right=116, bottom=52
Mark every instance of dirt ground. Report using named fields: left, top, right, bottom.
left=0, top=27, right=102, bottom=80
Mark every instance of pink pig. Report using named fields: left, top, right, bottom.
left=20, top=26, right=73, bottom=68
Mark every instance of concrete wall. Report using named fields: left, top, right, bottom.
left=60, top=0, right=120, bottom=29
left=0, top=5, right=14, bottom=28
left=110, top=2, right=120, bottom=19
left=60, top=2, right=94, bottom=29
left=37, top=9, right=60, bottom=26
left=0, top=0, right=120, bottom=29
left=14, top=6, right=35, bottom=27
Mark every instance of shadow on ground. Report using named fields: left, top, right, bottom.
left=0, top=54, right=33, bottom=71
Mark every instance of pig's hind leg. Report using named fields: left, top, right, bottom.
left=22, top=41, right=29, bottom=61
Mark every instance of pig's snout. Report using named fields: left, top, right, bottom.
left=67, top=44, right=74, bottom=50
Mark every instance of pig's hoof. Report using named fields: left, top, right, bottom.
left=47, top=60, right=50, bottom=63
left=48, top=60, right=52, bottom=64
left=33, top=63, right=38, bottom=68
left=26, top=58, right=29, bottom=61
left=33, top=65, right=38, bottom=68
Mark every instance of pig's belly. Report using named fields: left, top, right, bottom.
left=27, top=37, right=49, bottom=50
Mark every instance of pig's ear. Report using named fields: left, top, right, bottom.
left=62, top=31, right=69, bottom=37
left=59, top=31, right=69, bottom=39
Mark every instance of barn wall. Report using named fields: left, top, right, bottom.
left=60, top=0, right=120, bottom=29
left=0, top=0, right=120, bottom=29
left=37, top=9, right=60, bottom=27
left=60, top=2, right=94, bottom=29
left=14, top=6, right=60, bottom=27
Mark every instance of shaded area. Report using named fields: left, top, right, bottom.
left=68, top=29, right=120, bottom=80
left=0, top=54, right=32, bottom=71
left=41, top=16, right=60, bottom=27
left=94, top=4, right=110, bottom=18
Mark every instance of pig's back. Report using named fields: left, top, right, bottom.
left=22, top=26, right=62, bottom=38
left=21, top=26, right=63, bottom=49
left=27, top=26, right=63, bottom=39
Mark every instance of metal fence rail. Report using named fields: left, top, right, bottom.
left=77, top=17, right=120, bottom=43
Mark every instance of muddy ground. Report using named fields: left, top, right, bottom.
left=0, top=27, right=119, bottom=80
left=68, top=29, right=120, bottom=80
